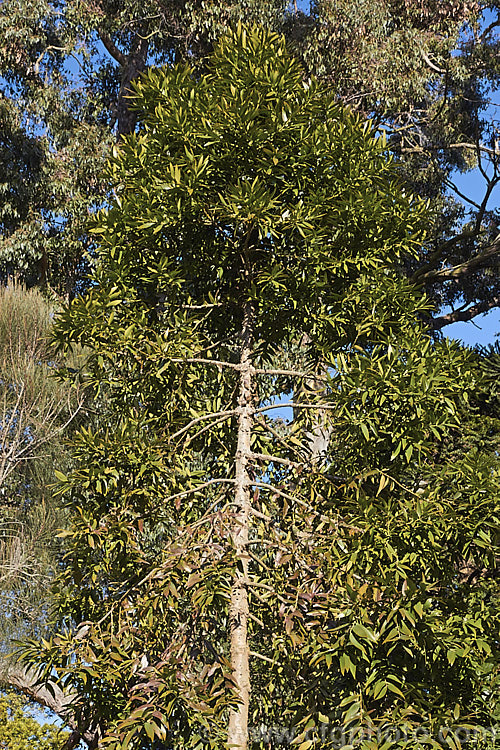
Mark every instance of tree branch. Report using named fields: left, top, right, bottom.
left=249, top=650, right=275, bottom=665
left=170, top=357, right=241, bottom=370
left=169, top=409, right=237, bottom=442
left=252, top=482, right=362, bottom=532
left=98, top=31, right=127, bottom=66
left=431, top=296, right=500, bottom=330
left=255, top=402, right=336, bottom=414
left=254, top=368, right=327, bottom=381
left=250, top=452, right=303, bottom=469
left=413, top=236, right=500, bottom=285
left=163, top=478, right=235, bottom=505
left=420, top=49, right=446, bottom=75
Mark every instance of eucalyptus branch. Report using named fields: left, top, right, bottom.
left=478, top=18, right=500, bottom=42
left=415, top=237, right=500, bottom=284
left=401, top=141, right=500, bottom=158
left=420, top=49, right=446, bottom=75
left=444, top=178, right=481, bottom=210
left=431, top=295, right=500, bottom=330
left=474, top=180, right=499, bottom=235
left=98, top=31, right=127, bottom=66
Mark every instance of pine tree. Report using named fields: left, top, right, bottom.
left=0, top=285, right=86, bottom=734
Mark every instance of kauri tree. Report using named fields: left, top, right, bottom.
left=23, top=27, right=499, bottom=750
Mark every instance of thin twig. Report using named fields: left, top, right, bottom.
left=169, top=410, right=237, bottom=442
left=163, top=479, right=235, bottom=505
left=249, top=650, right=275, bottom=665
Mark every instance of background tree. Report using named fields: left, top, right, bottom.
left=0, top=285, right=88, bottom=732
left=22, top=27, right=499, bottom=750
left=0, top=691, right=68, bottom=750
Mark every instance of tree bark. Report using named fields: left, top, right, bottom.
left=99, top=30, right=149, bottom=137
left=227, top=300, right=254, bottom=750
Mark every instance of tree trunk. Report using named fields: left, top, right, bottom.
left=227, top=300, right=254, bottom=750
left=116, top=37, right=149, bottom=137
left=99, top=30, right=149, bottom=137
left=296, top=333, right=331, bottom=464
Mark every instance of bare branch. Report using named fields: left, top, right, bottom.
left=184, top=414, right=239, bottom=448
left=255, top=402, right=336, bottom=415
left=163, top=479, right=235, bottom=505
left=431, top=295, right=500, bottom=330
left=250, top=452, right=303, bottom=469
left=444, top=178, right=481, bottom=210
left=249, top=650, right=275, bottom=665
left=420, top=49, right=446, bottom=75
left=254, top=368, right=327, bottom=381
left=169, top=410, right=237, bottom=442
left=255, top=415, right=300, bottom=455
left=98, top=31, right=127, bottom=66
left=170, top=357, right=241, bottom=370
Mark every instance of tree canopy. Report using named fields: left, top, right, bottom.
left=0, top=1, right=498, bottom=326
left=21, top=26, right=500, bottom=750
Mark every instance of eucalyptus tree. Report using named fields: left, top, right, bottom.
left=22, top=27, right=499, bottom=750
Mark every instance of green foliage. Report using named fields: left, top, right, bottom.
left=0, top=0, right=498, bottom=320
left=21, top=26, right=499, bottom=750
left=0, top=692, right=68, bottom=750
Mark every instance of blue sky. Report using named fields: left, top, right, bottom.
left=445, top=155, right=500, bottom=348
